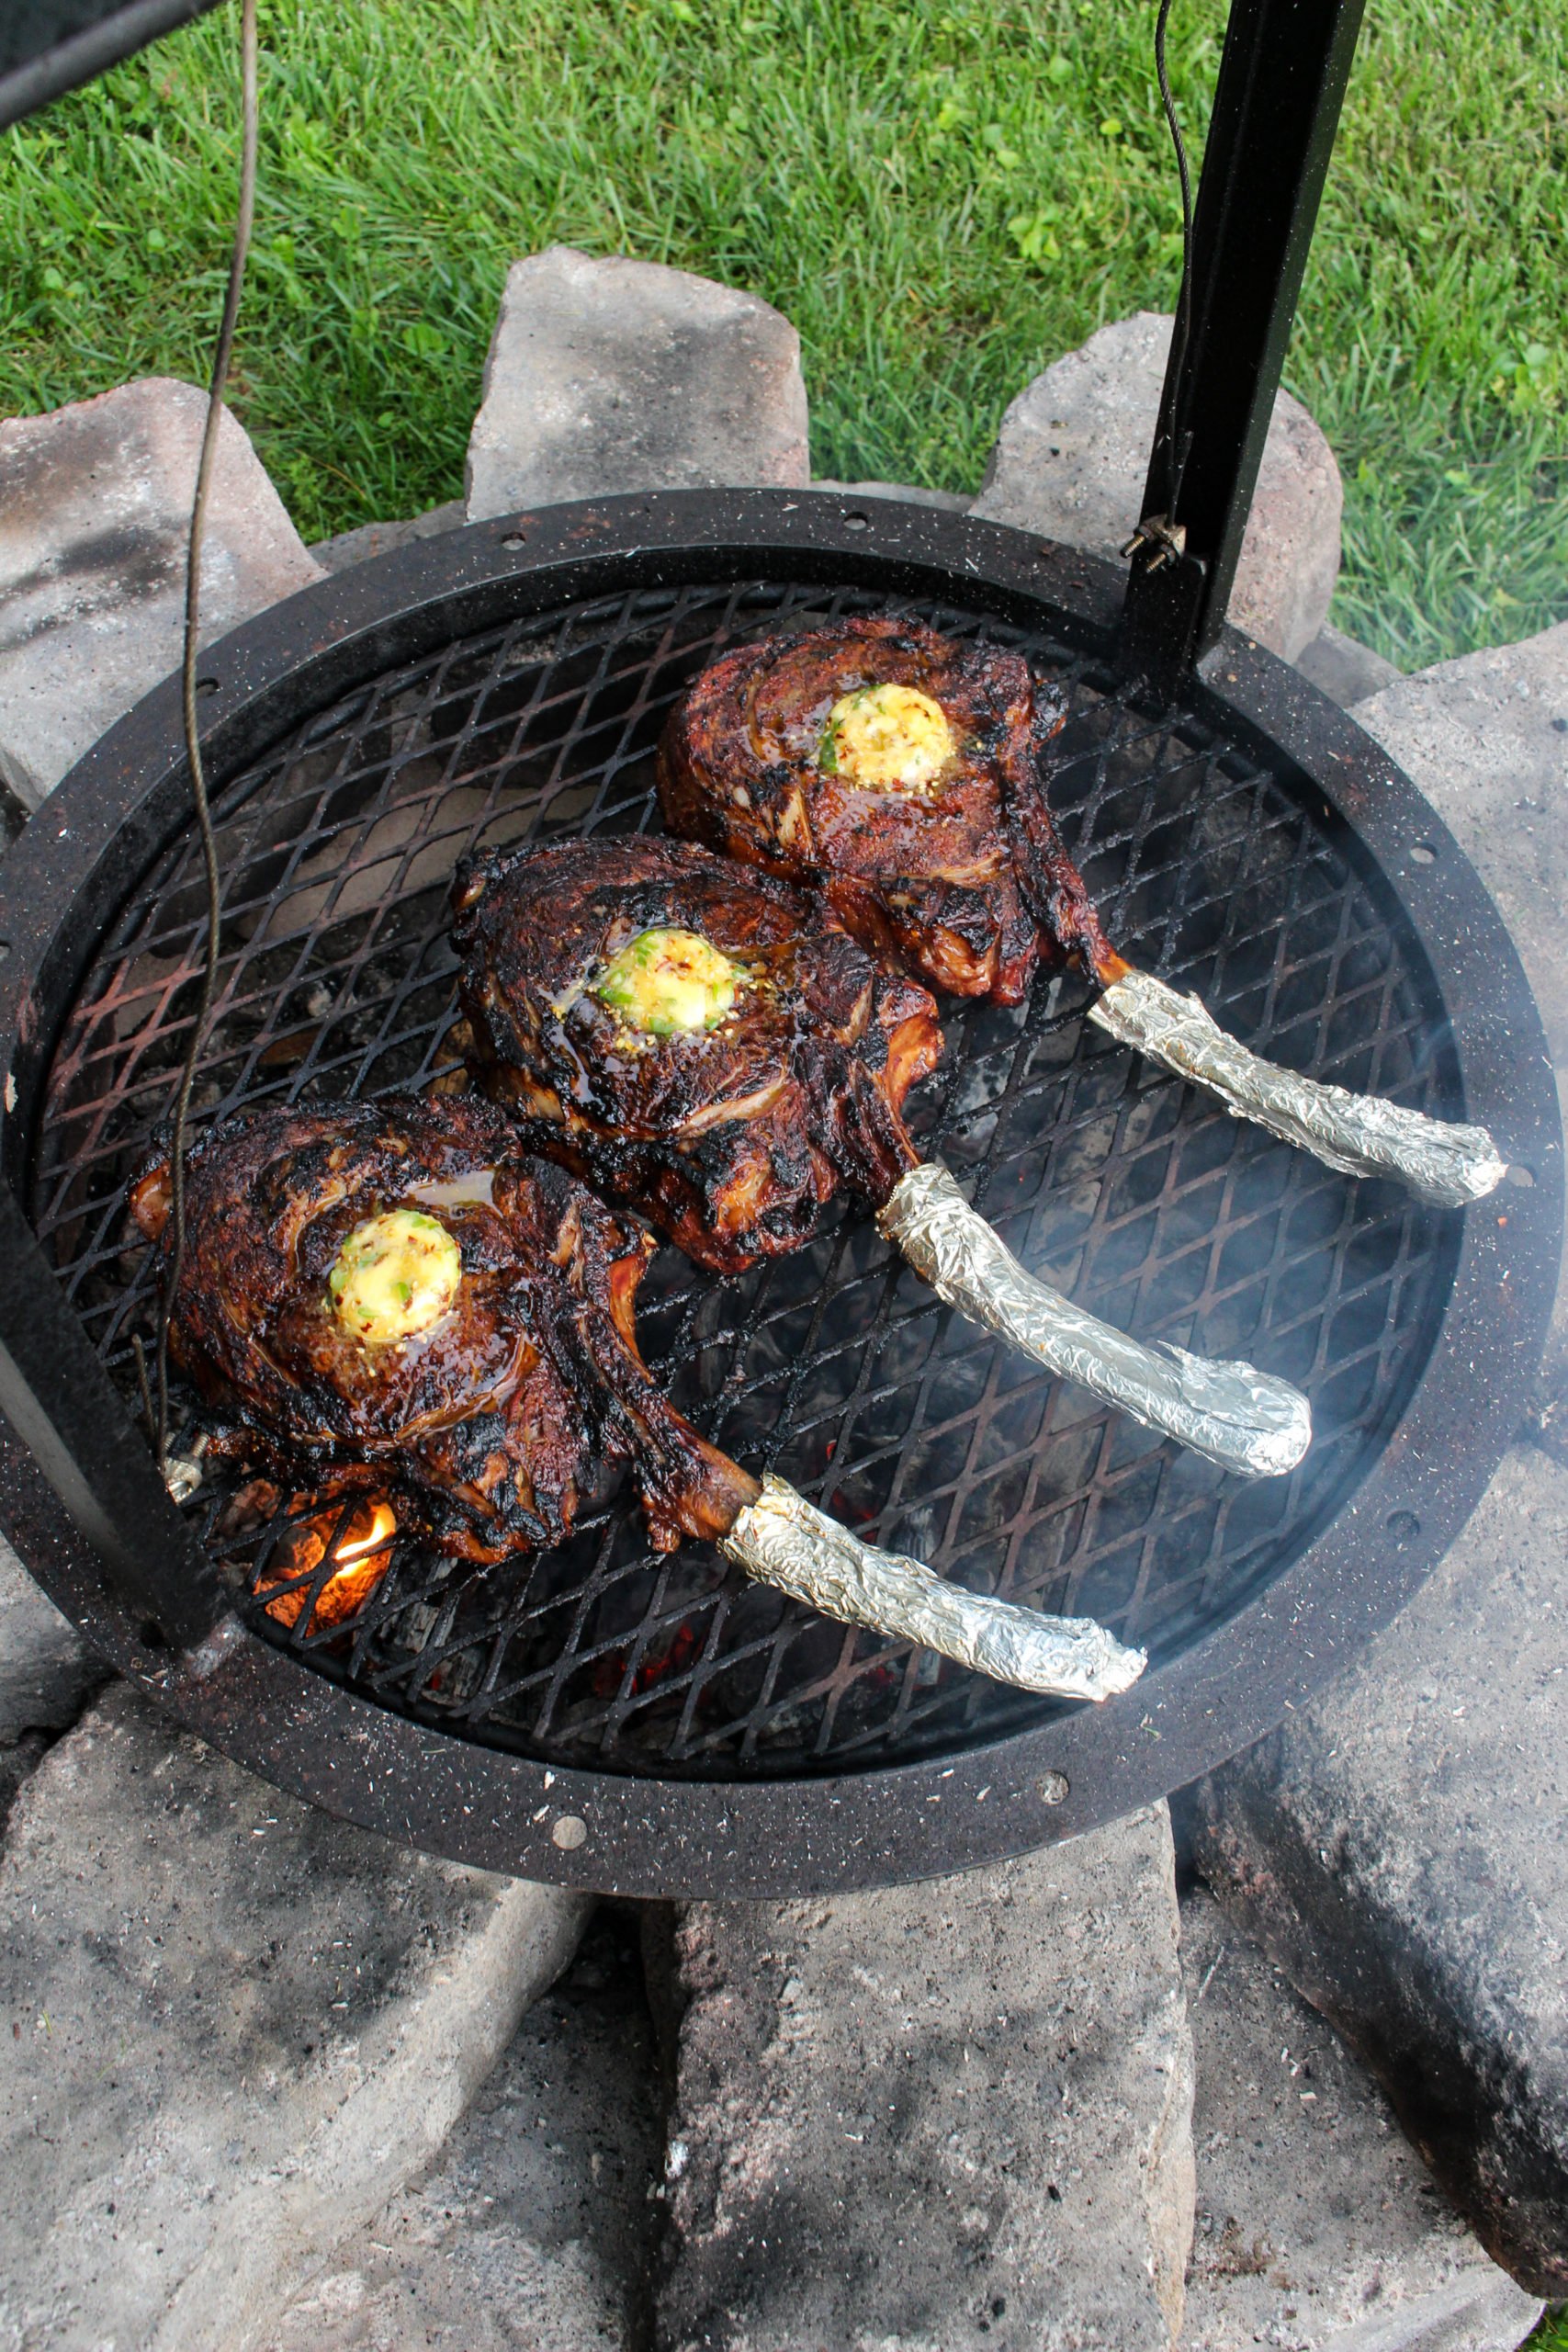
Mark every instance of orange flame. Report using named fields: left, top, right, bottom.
left=258, top=1497, right=397, bottom=1632
left=333, top=1498, right=398, bottom=1566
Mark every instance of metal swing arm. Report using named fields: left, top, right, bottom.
left=1122, top=0, right=1368, bottom=699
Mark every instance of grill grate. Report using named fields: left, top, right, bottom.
left=29, top=575, right=1458, bottom=1779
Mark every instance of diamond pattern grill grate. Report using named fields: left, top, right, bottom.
left=28, top=577, right=1458, bottom=1779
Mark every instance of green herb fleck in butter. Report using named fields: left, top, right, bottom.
left=592, top=927, right=739, bottom=1037
left=820, top=683, right=954, bottom=793
left=327, top=1209, right=461, bottom=1345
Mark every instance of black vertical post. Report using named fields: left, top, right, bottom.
left=1121, top=0, right=1367, bottom=700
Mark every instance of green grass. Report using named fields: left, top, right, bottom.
left=2, top=0, right=1565, bottom=671
left=1529, top=2310, right=1568, bottom=2351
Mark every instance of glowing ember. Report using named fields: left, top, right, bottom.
left=256, top=1496, right=397, bottom=1632
left=592, top=1620, right=701, bottom=1702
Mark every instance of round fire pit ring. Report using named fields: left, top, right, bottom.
left=0, top=491, right=1558, bottom=1898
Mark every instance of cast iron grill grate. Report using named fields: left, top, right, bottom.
left=28, top=574, right=1458, bottom=1778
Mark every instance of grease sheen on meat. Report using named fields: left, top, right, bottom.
left=452, top=834, right=942, bottom=1273
left=130, top=1092, right=754, bottom=1560
left=659, top=613, right=1078, bottom=1003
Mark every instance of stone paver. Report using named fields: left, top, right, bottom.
left=1295, top=620, right=1402, bottom=710
left=0, top=1536, right=100, bottom=1750
left=972, top=311, right=1342, bottom=661
left=812, top=477, right=972, bottom=513
left=256, top=1909, right=662, bottom=2352
left=0, top=1684, right=588, bottom=2352
left=310, top=498, right=467, bottom=574
left=1360, top=621, right=1568, bottom=1363
left=1192, top=1443, right=1568, bottom=2301
left=1194, top=619, right=1568, bottom=2298
left=1358, top=620, right=1568, bottom=1105
left=466, top=246, right=809, bottom=520
left=0, top=1537, right=106, bottom=1843
left=657, top=1804, right=1194, bottom=2352
left=0, top=377, right=324, bottom=805
left=1180, top=1888, right=1540, bottom=2352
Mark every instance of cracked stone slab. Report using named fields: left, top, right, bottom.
left=655, top=1804, right=1194, bottom=2352
left=1180, top=1887, right=1540, bottom=2352
left=256, top=1908, right=663, bottom=2352
left=309, top=497, right=468, bottom=574
left=972, top=311, right=1341, bottom=661
left=0, top=1683, right=588, bottom=2352
left=0, top=377, right=324, bottom=806
left=465, top=245, right=809, bottom=520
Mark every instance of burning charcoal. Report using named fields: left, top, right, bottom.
left=215, top=1476, right=281, bottom=1540
left=254, top=1495, right=399, bottom=1633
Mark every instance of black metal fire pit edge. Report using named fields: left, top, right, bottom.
left=0, top=492, right=1557, bottom=1898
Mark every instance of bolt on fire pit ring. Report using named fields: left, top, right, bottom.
left=0, top=492, right=1558, bottom=1899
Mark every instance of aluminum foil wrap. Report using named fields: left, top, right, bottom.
left=720, top=1473, right=1145, bottom=1699
left=1090, top=969, right=1506, bottom=1208
left=878, top=1163, right=1311, bottom=1478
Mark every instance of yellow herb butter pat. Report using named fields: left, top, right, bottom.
left=822, top=683, right=954, bottom=793
left=328, top=1209, right=462, bottom=1344
left=592, top=927, right=739, bottom=1036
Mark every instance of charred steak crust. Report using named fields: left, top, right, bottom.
left=657, top=613, right=1068, bottom=1004
left=451, top=834, right=942, bottom=1273
left=132, top=1092, right=752, bottom=1560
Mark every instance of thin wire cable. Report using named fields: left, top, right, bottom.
left=1155, top=0, right=1196, bottom=510
left=152, top=0, right=258, bottom=1468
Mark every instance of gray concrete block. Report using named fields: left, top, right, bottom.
left=0, top=1683, right=588, bottom=2352
left=1359, top=621, right=1568, bottom=1374
left=255, top=1909, right=663, bottom=2352
left=0, top=378, right=324, bottom=806
left=465, top=245, right=809, bottom=520
left=309, top=497, right=468, bottom=574
left=1192, top=1444, right=1568, bottom=2298
left=1356, top=621, right=1568, bottom=1089
left=972, top=311, right=1342, bottom=662
left=0, top=1533, right=102, bottom=1748
left=812, top=477, right=973, bottom=513
left=1295, top=620, right=1403, bottom=710
left=1180, top=1887, right=1541, bottom=2351
left=656, top=1804, right=1195, bottom=2352
left=1192, top=621, right=1568, bottom=2296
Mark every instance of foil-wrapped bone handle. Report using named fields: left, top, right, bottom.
left=1090, top=969, right=1506, bottom=1208
left=720, top=1474, right=1145, bottom=1699
left=879, top=1163, right=1311, bottom=1479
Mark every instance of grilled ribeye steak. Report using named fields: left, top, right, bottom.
left=658, top=613, right=1111, bottom=1002
left=452, top=834, right=942, bottom=1273
left=130, top=1093, right=755, bottom=1561
left=129, top=1095, right=1150, bottom=1697
left=660, top=620, right=1504, bottom=1208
